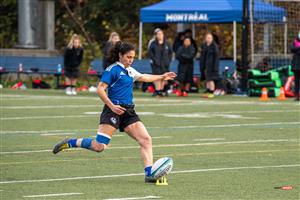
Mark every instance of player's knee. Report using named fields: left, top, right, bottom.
left=94, top=132, right=111, bottom=152
left=92, top=142, right=105, bottom=153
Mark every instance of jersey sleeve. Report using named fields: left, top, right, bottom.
left=101, top=67, right=117, bottom=86
left=130, top=67, right=142, bottom=82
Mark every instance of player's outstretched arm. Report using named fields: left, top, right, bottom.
left=137, top=72, right=176, bottom=83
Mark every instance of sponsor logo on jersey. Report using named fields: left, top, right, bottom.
left=120, top=71, right=126, bottom=76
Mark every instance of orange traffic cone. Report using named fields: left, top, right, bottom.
left=278, top=87, right=286, bottom=101
left=260, top=87, right=269, bottom=101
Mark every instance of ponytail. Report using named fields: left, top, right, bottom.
left=108, top=41, right=135, bottom=64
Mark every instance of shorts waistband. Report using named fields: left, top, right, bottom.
left=105, top=104, right=135, bottom=108
left=119, top=104, right=135, bottom=108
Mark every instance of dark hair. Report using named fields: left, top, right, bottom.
left=184, top=29, right=192, bottom=34
left=183, top=36, right=192, bottom=42
left=108, top=41, right=135, bottom=64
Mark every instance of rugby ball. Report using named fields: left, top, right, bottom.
left=151, top=157, right=173, bottom=179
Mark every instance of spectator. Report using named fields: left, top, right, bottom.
left=102, top=32, right=120, bottom=69
left=148, top=28, right=172, bottom=97
left=175, top=37, right=196, bottom=97
left=200, top=32, right=220, bottom=98
left=147, top=34, right=156, bottom=51
left=64, top=34, right=83, bottom=95
left=184, top=29, right=198, bottom=55
left=172, top=31, right=185, bottom=53
left=291, top=31, right=300, bottom=101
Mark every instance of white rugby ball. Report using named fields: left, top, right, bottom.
left=151, top=157, right=173, bottom=179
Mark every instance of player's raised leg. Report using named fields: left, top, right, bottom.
left=124, top=121, right=154, bottom=182
left=52, top=124, right=115, bottom=154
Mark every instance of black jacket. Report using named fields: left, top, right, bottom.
left=148, top=39, right=172, bottom=68
left=64, top=47, right=83, bottom=70
left=172, top=39, right=182, bottom=54
left=200, top=42, right=219, bottom=73
left=291, top=38, right=300, bottom=71
left=190, top=38, right=198, bottom=55
left=176, top=45, right=196, bottom=65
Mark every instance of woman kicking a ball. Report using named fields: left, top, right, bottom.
left=53, top=41, right=176, bottom=182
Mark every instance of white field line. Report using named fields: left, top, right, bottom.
left=159, top=113, right=258, bottom=119
left=0, top=149, right=298, bottom=166
left=1, top=121, right=300, bottom=135
left=0, top=164, right=299, bottom=185
left=1, top=94, right=98, bottom=100
left=84, top=112, right=156, bottom=116
left=1, top=115, right=93, bottom=120
left=2, top=105, right=99, bottom=109
left=149, top=121, right=300, bottom=129
left=40, top=132, right=125, bottom=138
left=1, top=93, right=299, bottom=106
left=84, top=110, right=299, bottom=115
left=2, top=109, right=300, bottom=120
left=0, top=103, right=196, bottom=109
left=23, top=192, right=83, bottom=198
left=1, top=95, right=178, bottom=102
left=0, top=103, right=288, bottom=110
left=1, top=129, right=96, bottom=135
left=171, top=164, right=300, bottom=175
left=104, top=196, right=160, bottom=200
left=194, top=138, right=225, bottom=141
left=151, top=136, right=172, bottom=139
left=0, top=139, right=298, bottom=155
left=0, top=149, right=52, bottom=154
left=40, top=133, right=74, bottom=136
left=110, top=139, right=299, bottom=149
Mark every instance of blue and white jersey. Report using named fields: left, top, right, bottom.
left=101, top=62, right=142, bottom=105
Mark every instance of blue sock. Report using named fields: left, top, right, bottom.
left=144, top=166, right=152, bottom=177
left=80, top=138, right=93, bottom=149
left=68, top=139, right=77, bottom=147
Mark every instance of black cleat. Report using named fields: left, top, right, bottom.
left=52, top=138, right=70, bottom=154
left=145, top=176, right=156, bottom=183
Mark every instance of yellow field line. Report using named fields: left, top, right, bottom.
left=1, top=149, right=298, bottom=166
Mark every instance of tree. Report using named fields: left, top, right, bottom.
left=0, top=0, right=17, bottom=48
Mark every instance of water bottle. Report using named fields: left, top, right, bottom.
left=224, top=66, right=230, bottom=78
left=18, top=63, right=23, bottom=72
left=57, top=64, right=62, bottom=73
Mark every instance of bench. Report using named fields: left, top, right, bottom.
left=0, top=56, right=64, bottom=88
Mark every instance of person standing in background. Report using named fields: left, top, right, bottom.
left=291, top=31, right=300, bottom=101
left=148, top=28, right=172, bottom=97
left=172, top=31, right=185, bottom=53
left=64, top=34, right=83, bottom=95
left=102, top=32, right=120, bottom=70
left=200, top=33, right=220, bottom=98
left=176, top=37, right=196, bottom=97
left=184, top=29, right=198, bottom=55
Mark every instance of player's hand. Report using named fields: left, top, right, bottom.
left=162, top=72, right=177, bottom=81
left=111, top=105, right=126, bottom=115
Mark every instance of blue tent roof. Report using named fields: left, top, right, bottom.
left=140, top=0, right=286, bottom=23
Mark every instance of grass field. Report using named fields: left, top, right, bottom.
left=1, top=89, right=299, bottom=200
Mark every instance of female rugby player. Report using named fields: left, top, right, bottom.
left=53, top=41, right=176, bottom=182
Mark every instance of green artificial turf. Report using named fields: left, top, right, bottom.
left=0, top=89, right=299, bottom=200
